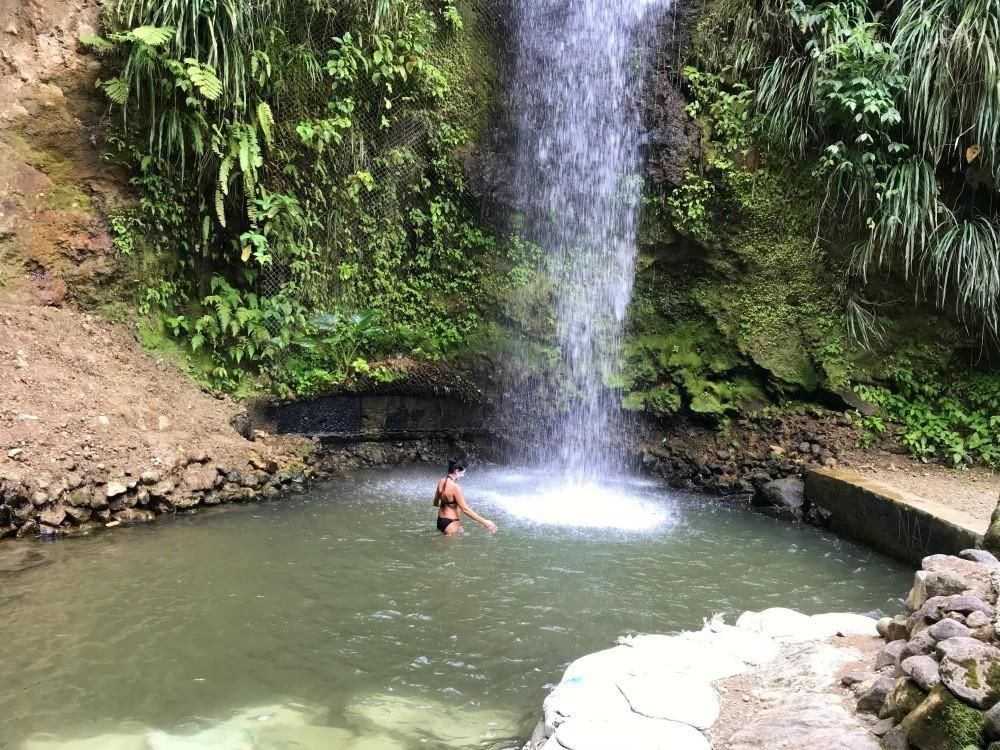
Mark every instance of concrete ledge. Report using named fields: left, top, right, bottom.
left=805, top=468, right=986, bottom=565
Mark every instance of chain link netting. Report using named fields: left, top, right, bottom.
left=259, top=0, right=507, bottom=353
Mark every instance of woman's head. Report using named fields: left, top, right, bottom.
left=447, top=458, right=467, bottom=477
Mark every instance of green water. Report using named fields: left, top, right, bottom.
left=0, top=466, right=910, bottom=749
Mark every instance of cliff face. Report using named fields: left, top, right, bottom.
left=0, top=0, right=121, bottom=307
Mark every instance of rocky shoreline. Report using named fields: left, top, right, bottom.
left=523, top=550, right=1000, bottom=750
left=0, top=435, right=471, bottom=542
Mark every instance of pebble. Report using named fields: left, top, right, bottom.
left=7, top=448, right=23, bottom=459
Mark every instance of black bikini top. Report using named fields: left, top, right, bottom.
left=441, top=476, right=459, bottom=507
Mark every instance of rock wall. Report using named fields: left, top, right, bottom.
left=0, top=0, right=122, bottom=306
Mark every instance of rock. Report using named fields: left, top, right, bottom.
left=140, top=470, right=161, bottom=485
left=149, top=480, right=174, bottom=499
left=871, top=717, right=897, bottom=737
left=880, top=678, right=926, bottom=722
left=906, top=571, right=932, bottom=611
left=735, top=608, right=815, bottom=642
left=728, top=693, right=878, bottom=749
left=112, top=508, right=155, bottom=524
left=962, top=549, right=1000, bottom=565
left=756, top=477, right=806, bottom=516
left=182, top=464, right=218, bottom=492
left=909, top=596, right=949, bottom=634
left=7, top=448, right=23, bottom=459
left=987, top=702, right=1000, bottom=740
left=249, top=456, right=279, bottom=474
left=969, top=611, right=992, bottom=629
left=878, top=617, right=892, bottom=639
left=63, top=505, right=92, bottom=524
left=927, top=619, right=972, bottom=641
left=880, top=727, right=910, bottom=750
left=857, top=676, right=895, bottom=713
left=97, top=415, right=110, bottom=426
left=900, top=684, right=985, bottom=749
left=810, top=613, right=879, bottom=637
left=617, top=674, right=720, bottom=730
left=554, top=713, right=710, bottom=750
left=158, top=415, right=171, bottom=431
left=974, top=624, right=997, bottom=643
left=876, top=640, right=908, bottom=669
left=922, top=554, right=997, bottom=603
left=230, top=412, right=254, bottom=441
left=937, top=636, right=1000, bottom=708
left=105, top=482, right=128, bottom=499
left=944, top=594, right=994, bottom=617
left=39, top=505, right=66, bottom=527
left=900, top=631, right=938, bottom=661
left=888, top=614, right=911, bottom=641
left=843, top=670, right=875, bottom=687
left=901, top=655, right=942, bottom=691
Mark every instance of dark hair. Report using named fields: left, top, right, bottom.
left=447, top=458, right=466, bottom=475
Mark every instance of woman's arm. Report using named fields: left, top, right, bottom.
left=456, top=488, right=497, bottom=532
left=433, top=480, right=443, bottom=507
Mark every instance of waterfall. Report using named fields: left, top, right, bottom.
left=506, top=0, right=671, bottom=480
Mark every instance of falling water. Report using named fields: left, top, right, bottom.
left=507, top=0, right=671, bottom=480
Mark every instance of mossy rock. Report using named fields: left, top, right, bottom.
left=900, top=684, right=985, bottom=750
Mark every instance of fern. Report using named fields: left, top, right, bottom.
left=257, top=102, right=275, bottom=147
left=129, top=25, right=175, bottom=47
left=185, top=59, right=224, bottom=101
left=101, top=77, right=130, bottom=104
left=79, top=33, right=116, bottom=53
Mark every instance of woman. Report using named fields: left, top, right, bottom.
left=434, top=459, right=497, bottom=535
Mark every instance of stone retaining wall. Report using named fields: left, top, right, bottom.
left=805, top=468, right=985, bottom=565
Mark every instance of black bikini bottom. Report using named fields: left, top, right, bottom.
left=437, top=516, right=459, bottom=533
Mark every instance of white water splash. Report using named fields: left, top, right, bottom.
left=507, top=0, right=673, bottom=480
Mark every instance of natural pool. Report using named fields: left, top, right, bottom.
left=0, top=466, right=911, bottom=749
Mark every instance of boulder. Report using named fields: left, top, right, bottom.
left=149, top=480, right=174, bottom=499
left=961, top=549, right=1000, bottom=565
left=987, top=701, right=1000, bottom=740
left=857, top=676, right=895, bottom=713
left=887, top=614, right=911, bottom=641
left=876, top=640, right=908, bottom=669
left=880, top=678, right=926, bottom=722
left=944, top=594, right=994, bottom=617
left=927, top=619, right=972, bottom=642
left=937, top=636, right=1000, bottom=708
left=880, top=726, right=910, bottom=750
left=878, top=617, right=892, bottom=639
left=756, top=478, right=806, bottom=517
left=617, top=674, right=720, bottom=730
left=139, top=470, right=161, bottom=485
left=106, top=482, right=128, bottom=499
left=900, top=631, right=938, bottom=661
left=842, top=670, right=875, bottom=687
left=63, top=505, right=92, bottom=524
left=728, top=693, right=878, bottom=749
left=909, top=596, right=950, bottom=635
left=901, top=655, right=942, bottom=691
left=900, top=684, right=985, bottom=749
left=969, top=611, right=992, bottom=629
left=921, top=554, right=997, bottom=603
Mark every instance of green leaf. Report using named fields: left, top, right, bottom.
left=79, top=34, right=115, bottom=53
left=101, top=77, right=130, bottom=104
left=257, top=102, right=275, bottom=147
left=129, top=26, right=175, bottom=47
left=185, top=60, right=223, bottom=101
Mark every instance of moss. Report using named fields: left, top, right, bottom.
left=934, top=699, right=985, bottom=748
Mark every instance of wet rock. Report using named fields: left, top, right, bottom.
left=857, top=676, right=895, bottom=713
left=755, top=477, right=806, bottom=518
left=876, top=640, right=907, bottom=669
left=937, top=636, right=1000, bottom=708
left=901, top=655, right=941, bottom=691
left=240, top=471, right=268, bottom=489
left=961, top=549, right=1000, bottom=565
left=182, top=464, right=219, bottom=492
left=843, top=670, right=875, bottom=687
left=880, top=678, right=926, bottom=722
left=17, top=520, right=38, bottom=538
left=927, top=619, right=972, bottom=641
left=113, top=508, right=155, bottom=524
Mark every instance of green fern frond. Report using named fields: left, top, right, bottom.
left=129, top=25, right=175, bottom=47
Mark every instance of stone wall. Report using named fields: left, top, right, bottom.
left=806, top=469, right=985, bottom=565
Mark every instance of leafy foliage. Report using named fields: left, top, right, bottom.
left=856, top=369, right=1000, bottom=467
left=91, top=0, right=519, bottom=392
left=697, top=0, right=1000, bottom=338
